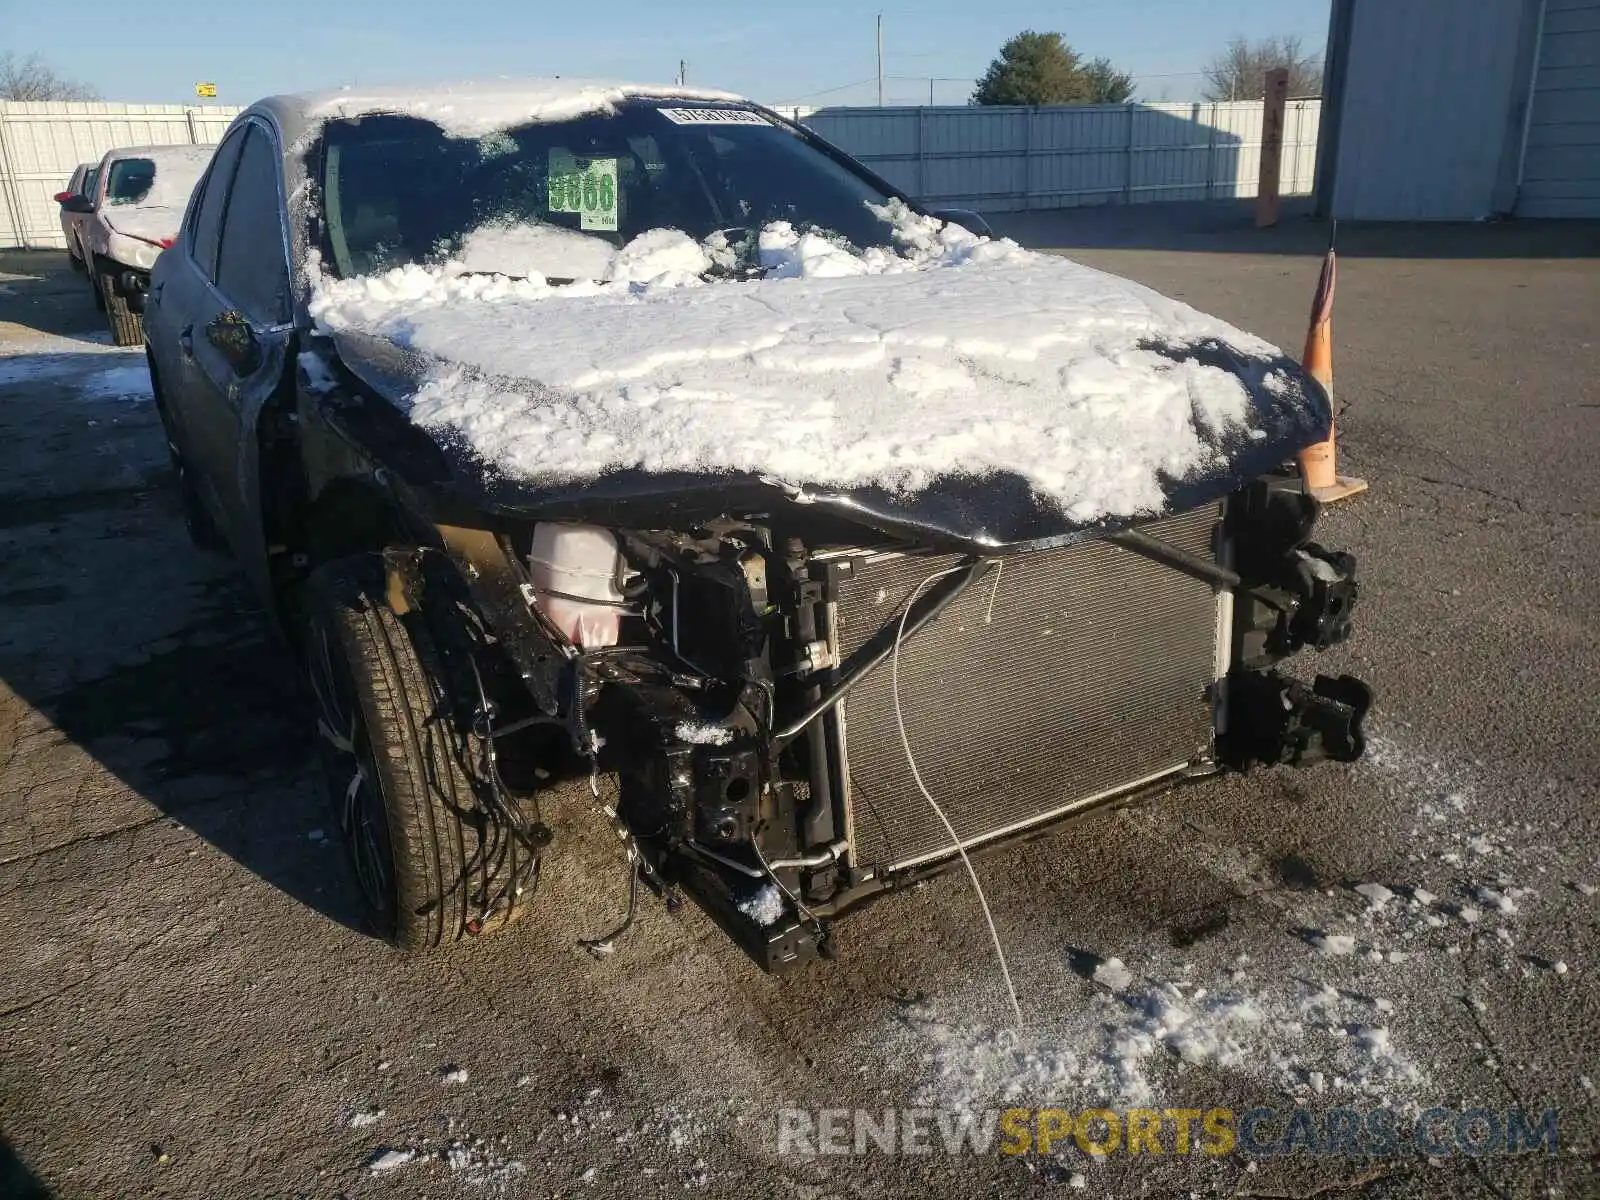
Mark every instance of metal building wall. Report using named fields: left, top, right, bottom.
left=0, top=102, right=242, bottom=249
left=1518, top=0, right=1600, bottom=216
left=1327, top=0, right=1529, bottom=219
left=800, top=101, right=1320, bottom=213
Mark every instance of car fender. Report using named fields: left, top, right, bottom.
left=83, top=214, right=110, bottom=260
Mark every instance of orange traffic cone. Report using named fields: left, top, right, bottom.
left=1297, top=242, right=1368, bottom=503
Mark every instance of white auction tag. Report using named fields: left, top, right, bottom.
left=658, top=107, right=771, bottom=126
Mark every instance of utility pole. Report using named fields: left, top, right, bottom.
left=876, top=13, right=884, bottom=106
left=678, top=59, right=686, bottom=86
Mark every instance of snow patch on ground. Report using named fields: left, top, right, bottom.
left=1354, top=883, right=1395, bottom=909
left=1364, top=733, right=1477, bottom=832
left=309, top=203, right=1297, bottom=525
left=80, top=363, right=152, bottom=401
left=0, top=341, right=138, bottom=389
left=0, top=355, right=79, bottom=387
left=368, top=1148, right=416, bottom=1173
left=1358, top=727, right=1552, bottom=941
left=887, top=964, right=1424, bottom=1112
left=1091, top=957, right=1133, bottom=991
left=1311, top=933, right=1358, bottom=956
left=361, top=1130, right=524, bottom=1191
left=444, top=1135, right=526, bottom=1189
left=1475, top=885, right=1518, bottom=914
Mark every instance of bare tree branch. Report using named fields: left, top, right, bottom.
left=0, top=53, right=100, bottom=102
left=1201, top=35, right=1323, bottom=101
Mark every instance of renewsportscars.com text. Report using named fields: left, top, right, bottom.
left=775, top=1106, right=1559, bottom=1158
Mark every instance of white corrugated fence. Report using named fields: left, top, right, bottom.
left=1, top=98, right=1321, bottom=248
left=791, top=100, right=1321, bottom=212
left=0, top=102, right=242, bottom=249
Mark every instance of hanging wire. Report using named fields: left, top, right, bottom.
left=890, top=563, right=1025, bottom=1029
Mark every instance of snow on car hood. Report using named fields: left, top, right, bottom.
left=104, top=205, right=182, bottom=245
left=101, top=144, right=212, bottom=247
left=308, top=206, right=1329, bottom=536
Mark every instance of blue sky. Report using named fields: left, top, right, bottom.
left=11, top=0, right=1332, bottom=108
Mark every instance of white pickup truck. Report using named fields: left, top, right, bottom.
left=57, top=143, right=213, bottom=345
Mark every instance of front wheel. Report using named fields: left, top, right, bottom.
left=304, top=554, right=537, bottom=949
left=95, top=265, right=142, bottom=346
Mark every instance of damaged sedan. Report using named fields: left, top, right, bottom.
left=143, top=80, right=1370, bottom=971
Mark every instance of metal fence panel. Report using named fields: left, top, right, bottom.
left=2, top=99, right=1321, bottom=247
left=0, top=102, right=242, bottom=249
left=802, top=99, right=1321, bottom=213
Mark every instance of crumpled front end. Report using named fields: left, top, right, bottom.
left=406, top=468, right=1367, bottom=974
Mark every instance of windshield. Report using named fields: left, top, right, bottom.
left=105, top=158, right=156, bottom=205
left=317, top=102, right=902, bottom=281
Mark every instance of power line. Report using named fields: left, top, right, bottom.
left=787, top=76, right=882, bottom=101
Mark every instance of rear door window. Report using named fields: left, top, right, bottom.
left=188, top=131, right=246, bottom=283
left=214, top=127, right=290, bottom=324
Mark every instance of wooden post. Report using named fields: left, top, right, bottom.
left=1256, top=67, right=1290, bottom=227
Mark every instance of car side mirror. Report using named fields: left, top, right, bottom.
left=57, top=193, right=94, bottom=214
left=926, top=206, right=992, bottom=238
left=205, top=310, right=262, bottom=375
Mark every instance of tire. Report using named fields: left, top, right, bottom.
left=305, top=554, right=536, bottom=949
left=95, top=265, right=142, bottom=346
left=91, top=267, right=105, bottom=312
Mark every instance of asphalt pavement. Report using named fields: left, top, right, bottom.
left=1, top=213, right=1597, bottom=1200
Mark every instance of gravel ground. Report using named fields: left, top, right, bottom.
left=1, top=216, right=1597, bottom=1200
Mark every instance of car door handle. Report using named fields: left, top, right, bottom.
left=179, top=325, right=194, bottom=358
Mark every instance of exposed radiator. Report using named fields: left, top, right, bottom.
left=832, top=504, right=1224, bottom=873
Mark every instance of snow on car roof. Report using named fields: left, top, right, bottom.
left=101, top=144, right=215, bottom=166
left=277, top=77, right=748, bottom=140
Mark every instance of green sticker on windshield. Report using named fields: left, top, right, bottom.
left=548, top=153, right=618, bottom=232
